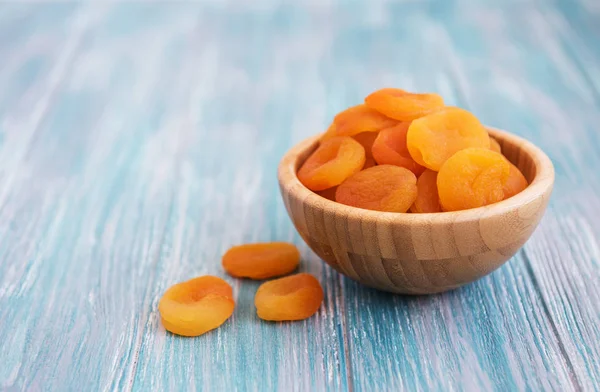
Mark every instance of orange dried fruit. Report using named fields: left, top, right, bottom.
left=333, top=104, right=397, bottom=137
left=437, top=148, right=510, bottom=211
left=365, top=88, right=445, bottom=121
left=317, top=186, right=338, bottom=201
left=371, top=122, right=425, bottom=175
left=407, top=107, right=490, bottom=171
left=352, top=132, right=377, bottom=158
left=335, top=165, right=417, bottom=212
left=352, top=132, right=378, bottom=169
left=222, top=242, right=300, bottom=280
left=410, top=169, right=441, bottom=213
left=503, top=162, right=528, bottom=199
left=362, top=156, right=377, bottom=169
left=254, top=273, right=323, bottom=321
left=320, top=123, right=337, bottom=141
left=489, top=137, right=501, bottom=153
left=298, top=136, right=365, bottom=191
left=159, top=276, right=235, bottom=337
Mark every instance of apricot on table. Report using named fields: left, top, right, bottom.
left=407, top=107, right=490, bottom=171
left=335, top=165, right=417, bottom=212
left=255, top=273, right=324, bottom=321
left=437, top=148, right=510, bottom=211
left=298, top=136, right=365, bottom=191
left=371, top=122, right=425, bottom=175
left=159, top=276, right=235, bottom=337
left=222, top=242, right=300, bottom=280
left=365, top=88, right=445, bottom=121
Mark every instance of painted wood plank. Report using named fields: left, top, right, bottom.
left=0, top=1, right=599, bottom=391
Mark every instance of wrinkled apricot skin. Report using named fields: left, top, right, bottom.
left=503, top=162, right=528, bottom=199
left=333, top=104, right=398, bottom=136
left=372, top=122, right=425, bottom=175
left=410, top=169, right=441, bottom=213
left=407, top=107, right=490, bottom=171
left=365, top=88, right=445, bottom=121
left=489, top=137, right=501, bottom=153
left=336, top=165, right=417, bottom=212
left=222, top=242, right=300, bottom=280
left=437, top=148, right=510, bottom=211
left=298, top=136, right=365, bottom=191
left=254, top=273, right=324, bottom=321
left=159, top=276, right=235, bottom=337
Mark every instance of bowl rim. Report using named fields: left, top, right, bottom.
left=278, top=126, right=555, bottom=223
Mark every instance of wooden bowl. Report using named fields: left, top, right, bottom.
left=277, top=127, right=554, bottom=294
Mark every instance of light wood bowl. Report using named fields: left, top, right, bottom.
left=277, top=127, right=554, bottom=294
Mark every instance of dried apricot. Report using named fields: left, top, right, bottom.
left=159, top=276, right=235, bottom=337
left=222, top=242, right=300, bottom=279
left=437, top=148, right=510, bottom=211
left=362, top=157, right=377, bottom=169
left=320, top=123, right=337, bottom=141
left=489, top=137, right=501, bottom=153
left=254, top=273, right=323, bottom=321
left=298, top=136, right=365, bottom=191
left=410, top=169, right=441, bottom=213
left=365, top=88, right=445, bottom=121
left=407, top=107, right=490, bottom=171
left=503, top=162, right=528, bottom=199
left=352, top=132, right=377, bottom=157
left=371, top=122, right=425, bottom=175
left=352, top=132, right=378, bottom=169
left=335, top=165, right=417, bottom=212
left=334, top=104, right=397, bottom=137
left=317, top=186, right=338, bottom=201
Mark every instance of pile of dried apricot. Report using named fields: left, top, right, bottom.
left=159, top=242, right=323, bottom=337
left=298, top=88, right=528, bottom=213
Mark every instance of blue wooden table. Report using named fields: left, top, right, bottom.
left=1, top=1, right=599, bottom=390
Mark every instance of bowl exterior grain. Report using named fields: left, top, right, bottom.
left=278, top=128, right=554, bottom=294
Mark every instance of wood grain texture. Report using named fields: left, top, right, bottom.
left=278, top=128, right=554, bottom=294
left=0, top=0, right=599, bottom=391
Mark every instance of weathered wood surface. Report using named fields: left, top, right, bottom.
left=0, top=1, right=599, bottom=391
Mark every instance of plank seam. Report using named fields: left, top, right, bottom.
left=520, top=249, right=583, bottom=391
